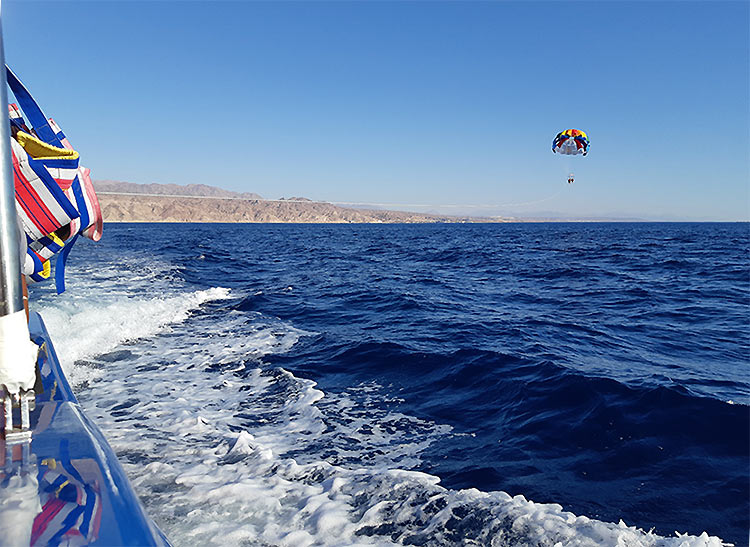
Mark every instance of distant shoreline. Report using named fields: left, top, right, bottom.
left=104, top=218, right=739, bottom=224
left=93, top=183, right=744, bottom=224
left=96, top=192, right=508, bottom=224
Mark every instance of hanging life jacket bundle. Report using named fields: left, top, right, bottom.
left=6, top=66, right=103, bottom=293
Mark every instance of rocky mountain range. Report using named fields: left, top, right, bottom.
left=93, top=180, right=505, bottom=224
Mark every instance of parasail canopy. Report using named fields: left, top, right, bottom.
left=552, top=129, right=589, bottom=156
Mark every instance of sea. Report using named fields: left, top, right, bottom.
left=31, top=222, right=749, bottom=547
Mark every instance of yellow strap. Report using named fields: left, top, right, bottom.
left=49, top=232, right=65, bottom=246
left=55, top=479, right=70, bottom=495
left=15, top=131, right=79, bottom=161
left=40, top=259, right=51, bottom=279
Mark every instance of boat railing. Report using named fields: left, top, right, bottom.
left=0, top=7, right=37, bottom=453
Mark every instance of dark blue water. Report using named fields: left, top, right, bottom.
left=72, top=222, right=750, bottom=544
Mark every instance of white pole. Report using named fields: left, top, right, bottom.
left=0, top=3, right=38, bottom=396
left=0, top=4, right=22, bottom=317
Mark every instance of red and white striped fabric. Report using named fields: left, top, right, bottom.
left=11, top=137, right=79, bottom=241
left=7, top=66, right=104, bottom=292
left=49, top=118, right=103, bottom=242
left=8, top=103, right=24, bottom=126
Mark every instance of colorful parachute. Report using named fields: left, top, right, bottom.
left=552, top=129, right=589, bottom=156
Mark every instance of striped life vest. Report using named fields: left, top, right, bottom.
left=7, top=66, right=103, bottom=293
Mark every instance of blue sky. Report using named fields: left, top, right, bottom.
left=3, top=1, right=748, bottom=220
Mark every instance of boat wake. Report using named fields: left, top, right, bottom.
left=35, top=271, right=727, bottom=546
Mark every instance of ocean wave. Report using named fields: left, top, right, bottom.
left=34, top=222, right=747, bottom=544
left=64, top=302, right=728, bottom=546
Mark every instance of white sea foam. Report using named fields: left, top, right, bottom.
left=37, top=286, right=231, bottom=387
left=32, top=254, right=728, bottom=546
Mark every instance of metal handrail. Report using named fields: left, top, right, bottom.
left=0, top=9, right=23, bottom=318
left=0, top=9, right=35, bottom=438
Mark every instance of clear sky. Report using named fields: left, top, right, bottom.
left=3, top=1, right=748, bottom=220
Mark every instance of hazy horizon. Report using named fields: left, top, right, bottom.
left=94, top=178, right=745, bottom=222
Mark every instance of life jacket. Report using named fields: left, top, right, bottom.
left=7, top=66, right=103, bottom=293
